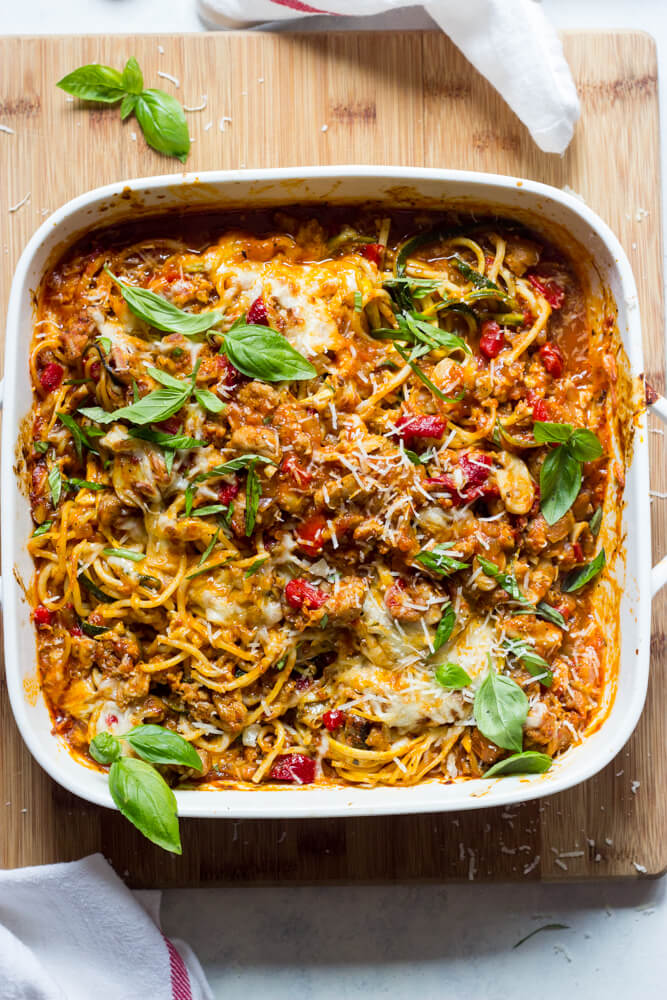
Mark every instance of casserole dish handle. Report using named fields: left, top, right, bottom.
left=650, top=397, right=667, bottom=596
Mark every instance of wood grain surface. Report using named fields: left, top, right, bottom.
left=0, top=30, right=664, bottom=885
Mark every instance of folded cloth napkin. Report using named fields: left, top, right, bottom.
left=198, top=0, right=580, bottom=154
left=0, top=854, right=212, bottom=1000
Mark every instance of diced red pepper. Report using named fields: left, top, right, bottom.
left=322, top=709, right=346, bottom=732
left=539, top=343, right=564, bottom=378
left=285, top=578, right=328, bottom=610
left=296, top=514, right=327, bottom=557
left=34, top=605, right=54, bottom=627
left=218, top=355, right=243, bottom=391
left=247, top=296, right=269, bottom=326
left=479, top=320, right=504, bottom=360
left=156, top=415, right=181, bottom=435
left=269, top=753, right=316, bottom=784
left=395, top=414, right=447, bottom=446
left=218, top=480, right=239, bottom=506
left=360, top=243, right=384, bottom=266
left=527, top=273, right=565, bottom=309
left=281, top=453, right=312, bottom=487
left=39, top=363, right=64, bottom=392
left=527, top=391, right=550, bottom=423
left=426, top=452, right=497, bottom=506
left=573, top=542, right=584, bottom=563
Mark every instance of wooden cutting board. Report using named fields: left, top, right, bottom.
left=0, top=30, right=664, bottom=885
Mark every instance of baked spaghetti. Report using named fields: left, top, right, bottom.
left=24, top=208, right=622, bottom=788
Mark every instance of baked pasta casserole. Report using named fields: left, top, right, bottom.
left=24, top=207, right=620, bottom=788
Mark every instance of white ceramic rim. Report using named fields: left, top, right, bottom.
left=2, top=165, right=666, bottom=819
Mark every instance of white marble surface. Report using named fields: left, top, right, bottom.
left=4, top=2, right=667, bottom=996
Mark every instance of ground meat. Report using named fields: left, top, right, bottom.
left=504, top=615, right=563, bottom=658
left=344, top=714, right=371, bottom=748
left=230, top=425, right=282, bottom=463
left=470, top=727, right=503, bottom=764
left=92, top=633, right=140, bottom=677
left=326, top=576, right=367, bottom=622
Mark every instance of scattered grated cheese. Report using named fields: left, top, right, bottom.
left=523, top=855, right=540, bottom=875
left=8, top=192, right=30, bottom=213
left=0, top=124, right=15, bottom=135
left=554, top=858, right=568, bottom=871
left=157, top=70, right=180, bottom=88
left=321, top=124, right=329, bottom=133
left=633, top=862, right=647, bottom=874
left=219, top=116, right=232, bottom=132
left=158, top=44, right=165, bottom=54
left=631, top=780, right=640, bottom=794
left=184, top=95, right=208, bottom=112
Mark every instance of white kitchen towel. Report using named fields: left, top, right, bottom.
left=198, top=0, right=580, bottom=154
left=0, top=853, right=212, bottom=1000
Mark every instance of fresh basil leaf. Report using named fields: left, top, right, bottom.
left=58, top=411, right=100, bottom=460
left=394, top=343, right=463, bottom=405
left=474, top=670, right=528, bottom=753
left=129, top=427, right=205, bottom=449
left=502, top=638, right=553, bottom=687
left=354, top=290, right=363, bottom=312
left=57, top=64, right=126, bottom=103
left=65, top=477, right=106, bottom=492
left=404, top=449, right=424, bottom=465
left=134, top=89, right=190, bottom=163
left=96, top=335, right=112, bottom=355
left=78, top=572, right=115, bottom=604
left=245, top=463, right=261, bottom=536
left=404, top=313, right=471, bottom=355
left=125, top=724, right=203, bottom=771
left=477, top=557, right=531, bottom=607
left=434, top=662, right=471, bottom=688
left=34, top=440, right=49, bottom=454
left=90, top=731, right=122, bottom=765
left=32, top=520, right=52, bottom=537
left=589, top=506, right=603, bottom=537
left=562, top=548, right=606, bottom=592
left=535, top=601, right=567, bottom=629
left=146, top=365, right=185, bottom=389
left=80, top=386, right=188, bottom=427
left=121, top=56, right=143, bottom=95
left=198, top=525, right=221, bottom=567
left=454, top=257, right=498, bottom=291
left=108, top=757, right=182, bottom=854
left=415, top=542, right=469, bottom=577
left=568, top=428, right=604, bottom=463
left=484, top=751, right=552, bottom=778
left=189, top=504, right=226, bottom=518
left=186, top=559, right=231, bottom=580
left=540, top=446, right=581, bottom=525
left=48, top=465, right=62, bottom=507
left=191, top=453, right=272, bottom=481
left=433, top=603, right=456, bottom=651
left=245, top=556, right=268, bottom=578
left=533, top=421, right=574, bottom=444
left=132, top=379, right=140, bottom=403
left=120, top=93, right=138, bottom=120
left=222, top=324, right=317, bottom=383
left=106, top=269, right=222, bottom=335
left=194, top=388, right=226, bottom=413
left=103, top=547, right=145, bottom=562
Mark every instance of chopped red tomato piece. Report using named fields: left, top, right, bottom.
left=427, top=452, right=497, bottom=506
left=573, top=542, right=584, bottom=563
left=527, top=391, right=550, bottom=422
left=34, top=605, right=54, bottom=627
left=527, top=273, right=565, bottom=309
left=285, top=578, right=328, bottom=610
left=539, top=343, right=564, bottom=378
left=269, top=753, right=316, bottom=784
left=39, top=363, right=64, bottom=392
left=218, top=356, right=243, bottom=391
left=395, top=414, right=447, bottom=446
left=281, top=453, right=312, bottom=487
left=479, top=320, right=504, bottom=360
left=360, top=243, right=384, bottom=266
left=322, top=709, right=346, bottom=732
left=247, top=296, right=269, bottom=326
left=218, top=480, right=239, bottom=506
left=296, top=514, right=327, bottom=557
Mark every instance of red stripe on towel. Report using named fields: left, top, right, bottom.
left=270, top=0, right=336, bottom=13
left=165, top=936, right=193, bottom=1000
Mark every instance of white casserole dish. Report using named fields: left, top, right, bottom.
left=3, top=166, right=666, bottom=819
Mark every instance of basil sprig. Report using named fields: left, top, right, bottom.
left=562, top=548, right=606, bottom=592
left=433, top=603, right=456, bottom=651
left=533, top=421, right=603, bottom=525
left=48, top=465, right=62, bottom=507
left=477, top=557, right=566, bottom=629
left=221, top=321, right=317, bottom=382
left=106, top=268, right=223, bottom=335
left=57, top=58, right=190, bottom=162
left=434, top=662, right=471, bottom=688
left=502, top=637, right=553, bottom=687
left=474, top=667, right=528, bottom=752
left=374, top=310, right=470, bottom=358
left=129, top=427, right=206, bottom=450
left=484, top=750, right=552, bottom=778
left=184, top=453, right=274, bottom=516
left=90, top=724, right=203, bottom=854
left=394, top=343, right=464, bottom=405
left=415, top=542, right=469, bottom=577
